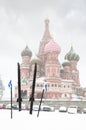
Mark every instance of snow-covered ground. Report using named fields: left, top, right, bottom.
left=0, top=109, right=86, bottom=130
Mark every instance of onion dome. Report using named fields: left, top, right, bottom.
left=62, top=61, right=71, bottom=67
left=30, top=54, right=41, bottom=65
left=65, top=46, right=80, bottom=61
left=44, top=39, right=61, bottom=53
left=21, top=45, right=32, bottom=57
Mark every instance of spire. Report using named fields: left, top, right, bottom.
left=45, top=18, right=49, bottom=31
left=42, top=18, right=52, bottom=40
left=38, top=19, right=53, bottom=55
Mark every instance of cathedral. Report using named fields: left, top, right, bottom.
left=15, top=19, right=82, bottom=99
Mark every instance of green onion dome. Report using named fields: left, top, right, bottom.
left=62, top=61, right=71, bottom=67
left=21, top=45, right=32, bottom=57
left=65, top=46, right=80, bottom=61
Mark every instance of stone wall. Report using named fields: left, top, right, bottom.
left=33, top=100, right=86, bottom=109
left=0, top=99, right=86, bottom=110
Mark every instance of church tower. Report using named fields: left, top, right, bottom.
left=21, top=45, right=32, bottom=85
left=20, top=45, right=32, bottom=98
left=30, top=54, right=42, bottom=78
left=38, top=18, right=52, bottom=55
left=44, top=39, right=61, bottom=83
left=38, top=19, right=52, bottom=76
left=64, top=46, right=80, bottom=86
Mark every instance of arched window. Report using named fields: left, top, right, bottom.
left=55, top=84, right=57, bottom=87
left=58, top=85, right=61, bottom=87
left=21, top=90, right=27, bottom=98
left=52, top=84, right=54, bottom=87
left=52, top=68, right=56, bottom=75
left=47, top=68, right=50, bottom=76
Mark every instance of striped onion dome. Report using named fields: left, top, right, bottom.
left=62, top=61, right=71, bottom=67
left=65, top=46, right=80, bottom=61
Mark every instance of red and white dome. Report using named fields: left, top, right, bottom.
left=44, top=39, right=61, bottom=53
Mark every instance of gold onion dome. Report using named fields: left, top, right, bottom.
left=65, top=46, right=80, bottom=61
left=30, top=54, right=41, bottom=65
left=21, top=45, right=32, bottom=57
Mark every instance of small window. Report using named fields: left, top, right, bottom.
left=52, top=84, right=54, bottom=87
left=55, top=84, right=57, bottom=87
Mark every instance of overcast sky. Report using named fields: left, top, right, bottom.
left=0, top=0, right=86, bottom=97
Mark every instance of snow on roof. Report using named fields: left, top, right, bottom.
left=61, top=79, right=74, bottom=83
left=36, top=77, right=46, bottom=83
left=29, top=77, right=46, bottom=85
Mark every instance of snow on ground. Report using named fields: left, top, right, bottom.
left=0, top=110, right=86, bottom=130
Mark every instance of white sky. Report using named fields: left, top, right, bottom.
left=0, top=0, right=86, bottom=96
